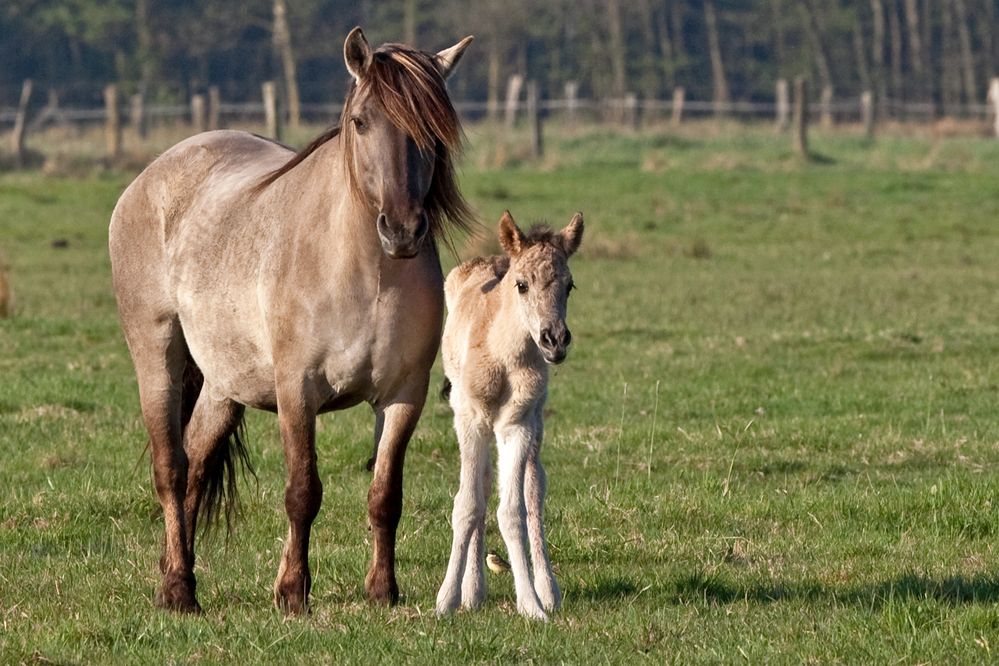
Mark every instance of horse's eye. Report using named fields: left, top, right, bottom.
left=516, top=280, right=528, bottom=294
left=351, top=117, right=367, bottom=132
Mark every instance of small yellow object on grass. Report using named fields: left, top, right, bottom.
left=486, top=550, right=511, bottom=574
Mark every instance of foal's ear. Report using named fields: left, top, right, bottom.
left=498, top=211, right=526, bottom=257
left=344, top=27, right=373, bottom=82
left=435, top=36, right=474, bottom=80
left=559, top=212, right=584, bottom=256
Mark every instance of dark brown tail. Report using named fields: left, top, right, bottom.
left=181, top=356, right=255, bottom=538
left=440, top=376, right=452, bottom=401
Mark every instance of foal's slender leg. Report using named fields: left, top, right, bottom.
left=131, top=320, right=199, bottom=612
left=436, top=412, right=490, bottom=614
left=496, top=424, right=547, bottom=621
left=273, top=389, right=321, bottom=615
left=366, top=392, right=426, bottom=604
left=181, top=391, right=244, bottom=553
left=460, top=443, right=491, bottom=609
left=525, top=437, right=561, bottom=612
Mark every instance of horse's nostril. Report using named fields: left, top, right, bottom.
left=562, top=329, right=572, bottom=347
left=414, top=212, right=429, bottom=241
left=540, top=329, right=555, bottom=349
left=376, top=213, right=391, bottom=238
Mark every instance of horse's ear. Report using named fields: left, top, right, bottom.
left=344, top=27, right=372, bottom=82
left=498, top=211, right=526, bottom=257
left=435, top=36, right=474, bottom=80
left=559, top=213, right=584, bottom=256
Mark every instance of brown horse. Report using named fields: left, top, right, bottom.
left=108, top=28, right=473, bottom=614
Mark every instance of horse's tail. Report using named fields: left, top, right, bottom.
left=182, top=355, right=255, bottom=538
left=440, top=376, right=452, bottom=402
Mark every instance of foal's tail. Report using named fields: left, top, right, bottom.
left=182, top=356, right=255, bottom=538
left=440, top=376, right=452, bottom=402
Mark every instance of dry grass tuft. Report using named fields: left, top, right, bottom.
left=0, top=252, right=13, bottom=317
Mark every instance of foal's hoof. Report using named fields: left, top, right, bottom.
left=365, top=569, right=399, bottom=606
left=155, top=573, right=201, bottom=614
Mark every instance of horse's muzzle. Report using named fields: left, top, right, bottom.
left=377, top=211, right=429, bottom=259
left=539, top=325, right=571, bottom=365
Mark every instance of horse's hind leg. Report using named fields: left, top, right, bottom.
left=128, top=318, right=200, bottom=613
left=182, top=391, right=245, bottom=552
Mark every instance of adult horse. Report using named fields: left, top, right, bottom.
left=109, top=28, right=473, bottom=614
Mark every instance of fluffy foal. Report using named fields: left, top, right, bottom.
left=436, top=211, right=583, bottom=621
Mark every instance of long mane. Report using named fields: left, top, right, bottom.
left=255, top=43, right=475, bottom=251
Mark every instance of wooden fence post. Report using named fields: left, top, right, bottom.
left=820, top=85, right=833, bottom=129
left=190, top=94, right=206, bottom=133
left=262, top=81, right=281, bottom=140
left=793, top=77, right=808, bottom=157
left=860, top=90, right=875, bottom=141
left=564, top=81, right=579, bottom=128
left=775, top=79, right=789, bottom=132
left=671, top=87, right=685, bottom=126
left=504, top=74, right=524, bottom=129
left=989, top=78, right=999, bottom=139
left=527, top=80, right=543, bottom=158
left=130, top=93, right=147, bottom=140
left=104, top=84, right=121, bottom=160
left=10, top=79, right=33, bottom=168
left=623, top=92, right=638, bottom=131
left=208, top=86, right=221, bottom=130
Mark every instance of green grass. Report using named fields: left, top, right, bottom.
left=4, top=124, right=999, bottom=662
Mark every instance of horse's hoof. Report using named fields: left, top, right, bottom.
left=155, top=574, right=201, bottom=614
left=517, top=604, right=549, bottom=622
left=365, top=569, right=399, bottom=606
left=274, top=580, right=310, bottom=616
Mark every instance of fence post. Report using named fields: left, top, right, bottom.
left=504, top=74, right=524, bottom=129
left=104, top=84, right=121, bottom=160
left=10, top=79, right=33, bottom=168
left=262, top=81, right=281, bottom=141
left=208, top=85, right=221, bottom=130
left=130, top=93, right=147, bottom=140
left=527, top=80, right=543, bottom=158
left=190, top=94, right=206, bottom=133
left=623, top=92, right=638, bottom=131
left=793, top=77, right=808, bottom=157
left=671, top=87, right=685, bottom=126
left=820, top=85, right=833, bottom=129
left=564, top=81, right=579, bottom=128
left=989, top=78, right=999, bottom=139
left=775, top=79, right=789, bottom=132
left=860, top=90, right=875, bottom=141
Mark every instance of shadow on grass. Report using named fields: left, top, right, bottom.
left=667, top=571, right=999, bottom=607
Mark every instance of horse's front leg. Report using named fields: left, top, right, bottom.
left=525, top=435, right=561, bottom=612
left=436, top=411, right=491, bottom=614
left=366, top=390, right=426, bottom=604
left=273, top=387, right=322, bottom=615
left=496, top=423, right=548, bottom=621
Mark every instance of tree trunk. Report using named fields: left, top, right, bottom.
left=272, top=0, right=300, bottom=130
left=799, top=0, right=834, bottom=96
left=637, top=0, right=659, bottom=100
left=404, top=0, right=417, bottom=45
left=487, top=38, right=501, bottom=121
left=703, top=0, right=730, bottom=108
left=952, top=0, right=978, bottom=104
left=135, top=0, right=155, bottom=94
left=903, top=0, right=924, bottom=80
left=771, top=0, right=787, bottom=78
left=654, top=3, right=675, bottom=88
left=870, top=0, right=887, bottom=112
left=605, top=0, right=627, bottom=98
left=853, top=16, right=871, bottom=90
left=887, top=0, right=903, bottom=104
left=671, top=1, right=685, bottom=62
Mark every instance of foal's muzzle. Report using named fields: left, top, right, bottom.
left=539, top=325, right=572, bottom=365
left=377, top=211, right=430, bottom=259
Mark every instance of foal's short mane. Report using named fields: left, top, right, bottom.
left=255, top=43, right=474, bottom=251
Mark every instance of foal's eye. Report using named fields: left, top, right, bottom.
left=516, top=280, right=528, bottom=294
left=351, top=117, right=367, bottom=132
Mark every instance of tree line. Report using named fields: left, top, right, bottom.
left=3, top=0, right=998, bottom=115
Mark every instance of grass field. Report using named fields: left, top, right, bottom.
left=3, top=123, right=999, bottom=662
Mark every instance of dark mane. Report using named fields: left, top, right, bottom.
left=254, top=43, right=474, bottom=251
left=524, top=224, right=559, bottom=246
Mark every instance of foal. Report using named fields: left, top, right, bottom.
left=436, top=211, right=583, bottom=621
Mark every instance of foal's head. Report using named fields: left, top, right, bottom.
left=342, top=28, right=473, bottom=258
left=498, top=211, right=584, bottom=365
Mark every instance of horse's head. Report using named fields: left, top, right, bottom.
left=343, top=28, right=473, bottom=259
left=498, top=211, right=584, bottom=365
